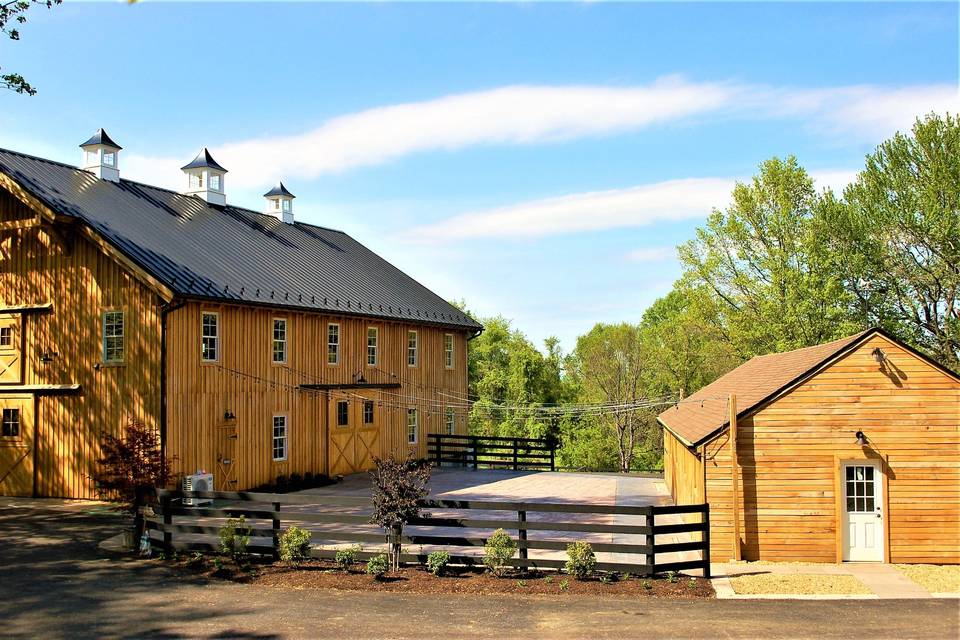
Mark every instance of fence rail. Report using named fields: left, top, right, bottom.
left=428, top=434, right=558, bottom=471
left=144, top=489, right=710, bottom=577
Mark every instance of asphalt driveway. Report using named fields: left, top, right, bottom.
left=0, top=498, right=958, bottom=640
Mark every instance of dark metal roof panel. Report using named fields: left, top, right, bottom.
left=0, top=148, right=482, bottom=331
left=79, top=128, right=122, bottom=150
left=263, top=182, right=295, bottom=198
left=180, top=148, right=228, bottom=172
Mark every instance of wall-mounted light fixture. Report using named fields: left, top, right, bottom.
left=871, top=347, right=886, bottom=364
left=855, top=430, right=868, bottom=447
left=224, top=410, right=236, bottom=421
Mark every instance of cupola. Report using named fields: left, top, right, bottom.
left=79, top=129, right=121, bottom=182
left=181, top=148, right=227, bottom=206
left=263, top=182, right=295, bottom=224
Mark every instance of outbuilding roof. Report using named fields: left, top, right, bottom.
left=658, top=328, right=877, bottom=446
left=0, top=147, right=482, bottom=332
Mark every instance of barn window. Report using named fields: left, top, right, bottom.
left=367, top=327, right=378, bottom=366
left=102, top=311, right=124, bottom=363
left=272, top=415, right=287, bottom=461
left=327, top=323, right=340, bottom=365
left=201, top=312, right=219, bottom=362
left=444, top=334, right=454, bottom=369
left=272, top=318, right=287, bottom=364
left=406, top=408, right=418, bottom=444
left=1, top=408, right=20, bottom=438
left=363, top=400, right=374, bottom=425
left=0, top=327, right=11, bottom=348
left=337, top=401, right=349, bottom=427
left=445, top=407, right=455, bottom=435
left=407, top=330, right=418, bottom=367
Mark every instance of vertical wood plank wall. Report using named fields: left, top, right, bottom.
left=704, top=335, right=960, bottom=563
left=663, top=428, right=703, bottom=506
left=0, top=189, right=163, bottom=498
left=165, top=302, right=470, bottom=489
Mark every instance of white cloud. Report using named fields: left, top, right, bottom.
left=120, top=78, right=958, bottom=192
left=124, top=76, right=734, bottom=190
left=625, top=247, right=675, bottom=263
left=768, top=84, right=959, bottom=140
left=400, top=177, right=736, bottom=243
left=402, top=167, right=858, bottom=243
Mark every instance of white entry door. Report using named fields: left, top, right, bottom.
left=842, top=462, right=884, bottom=562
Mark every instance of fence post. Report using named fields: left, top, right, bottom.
left=472, top=437, right=478, bottom=470
left=645, top=508, right=655, bottom=577
left=435, top=435, right=442, bottom=467
left=162, top=493, right=172, bottom=557
left=272, top=501, right=281, bottom=561
left=702, top=504, right=711, bottom=579
left=513, top=438, right=519, bottom=471
left=550, top=443, right=556, bottom=472
left=518, top=509, right=527, bottom=563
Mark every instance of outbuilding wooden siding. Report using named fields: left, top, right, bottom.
left=702, top=334, right=959, bottom=563
left=164, top=302, right=470, bottom=489
left=0, top=189, right=163, bottom=498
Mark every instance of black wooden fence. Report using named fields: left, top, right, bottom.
left=428, top=434, right=557, bottom=471
left=146, top=489, right=710, bottom=577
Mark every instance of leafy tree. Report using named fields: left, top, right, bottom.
left=566, top=323, right=653, bottom=473
left=639, top=285, right=740, bottom=398
left=823, top=113, right=960, bottom=369
left=678, top=156, right=861, bottom=358
left=1, top=0, right=61, bottom=95
left=369, top=454, right=431, bottom=571
left=92, top=421, right=170, bottom=511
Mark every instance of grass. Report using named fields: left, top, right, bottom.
left=894, top=565, right=960, bottom=594
left=729, top=573, right=872, bottom=595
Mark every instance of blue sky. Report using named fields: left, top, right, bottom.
left=1, top=1, right=957, bottom=350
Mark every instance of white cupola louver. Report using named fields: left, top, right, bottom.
left=181, top=148, right=227, bottom=206
left=263, top=182, right=295, bottom=224
left=80, top=129, right=121, bottom=182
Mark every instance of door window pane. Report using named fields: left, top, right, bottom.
left=337, top=401, right=349, bottom=427
left=1, top=408, right=19, bottom=438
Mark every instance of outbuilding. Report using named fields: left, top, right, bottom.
left=659, top=328, right=959, bottom=564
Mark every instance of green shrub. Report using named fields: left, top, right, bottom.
left=642, top=580, right=652, bottom=590
left=667, top=570, right=677, bottom=584
left=559, top=578, right=569, bottom=591
left=426, top=550, right=451, bottom=576
left=335, top=544, right=362, bottom=570
left=366, top=553, right=389, bottom=579
left=483, top=528, right=516, bottom=577
left=279, top=526, right=312, bottom=563
left=218, top=516, right=251, bottom=562
left=564, top=541, right=596, bottom=580
left=516, top=579, right=527, bottom=588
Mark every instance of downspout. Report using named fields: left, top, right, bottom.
left=159, top=299, right=187, bottom=472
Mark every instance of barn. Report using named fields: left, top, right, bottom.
left=659, top=328, right=959, bottom=564
left=0, top=130, right=481, bottom=498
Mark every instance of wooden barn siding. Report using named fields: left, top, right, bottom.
left=704, top=334, right=960, bottom=563
left=0, top=189, right=163, bottom=498
left=165, top=302, right=469, bottom=489
left=662, top=428, right=705, bottom=542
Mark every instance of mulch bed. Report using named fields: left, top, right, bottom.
left=167, top=557, right=714, bottom=598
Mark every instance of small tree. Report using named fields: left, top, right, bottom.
left=92, top=421, right=170, bottom=511
left=369, top=454, right=431, bottom=571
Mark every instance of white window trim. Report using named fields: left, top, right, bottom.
left=407, top=330, right=418, bottom=368
left=444, top=333, right=455, bottom=369
left=363, top=400, right=375, bottom=425
left=336, top=400, right=350, bottom=428
left=272, top=317, right=288, bottom=365
left=101, top=309, right=125, bottom=364
left=327, top=323, right=340, bottom=366
left=272, top=414, right=288, bottom=462
left=407, top=407, right=418, bottom=444
left=367, top=326, right=378, bottom=367
left=1, top=407, right=21, bottom=440
left=201, top=311, right=220, bottom=363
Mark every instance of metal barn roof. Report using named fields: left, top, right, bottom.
left=0, top=147, right=481, bottom=331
